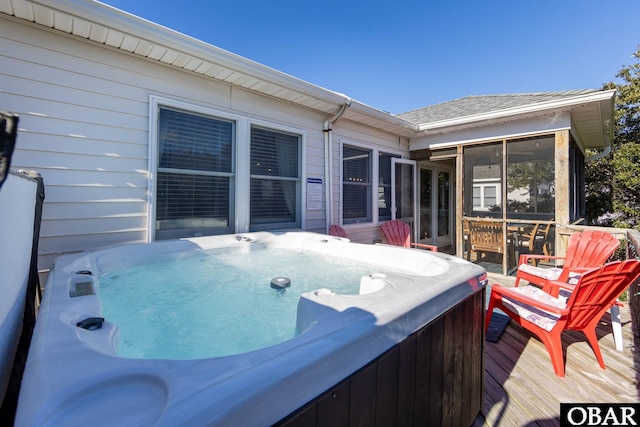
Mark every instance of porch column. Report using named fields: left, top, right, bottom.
left=456, top=145, right=464, bottom=257
left=555, top=129, right=570, bottom=254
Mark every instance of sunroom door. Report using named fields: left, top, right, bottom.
left=419, top=166, right=452, bottom=249
left=391, top=158, right=418, bottom=243
left=435, top=168, right=452, bottom=247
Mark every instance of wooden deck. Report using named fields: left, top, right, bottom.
left=474, top=274, right=640, bottom=426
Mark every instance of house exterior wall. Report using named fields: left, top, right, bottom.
left=330, top=122, right=411, bottom=244
left=0, top=16, right=410, bottom=274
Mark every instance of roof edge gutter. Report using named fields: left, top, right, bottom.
left=586, top=145, right=612, bottom=162
left=323, top=99, right=352, bottom=131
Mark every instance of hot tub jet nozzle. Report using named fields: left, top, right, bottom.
left=76, top=317, right=104, bottom=330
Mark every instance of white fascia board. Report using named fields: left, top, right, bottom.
left=411, top=113, right=572, bottom=150
left=29, top=0, right=350, bottom=107
left=416, top=89, right=616, bottom=132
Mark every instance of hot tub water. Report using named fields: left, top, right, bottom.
left=99, top=248, right=393, bottom=359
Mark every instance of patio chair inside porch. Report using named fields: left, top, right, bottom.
left=486, top=259, right=640, bottom=377
left=467, top=221, right=510, bottom=262
left=517, top=220, right=553, bottom=259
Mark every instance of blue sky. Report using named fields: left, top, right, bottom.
left=101, top=0, right=640, bottom=114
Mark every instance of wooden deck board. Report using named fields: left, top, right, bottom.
left=477, top=274, right=640, bottom=426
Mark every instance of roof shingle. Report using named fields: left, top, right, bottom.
left=396, top=90, right=600, bottom=125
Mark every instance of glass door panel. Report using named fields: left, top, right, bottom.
left=419, top=168, right=433, bottom=242
left=437, top=170, right=451, bottom=246
left=420, top=166, right=453, bottom=249
left=391, top=158, right=417, bottom=242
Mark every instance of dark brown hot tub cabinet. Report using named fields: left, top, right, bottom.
left=277, top=288, right=485, bottom=426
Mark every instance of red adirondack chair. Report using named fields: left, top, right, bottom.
left=486, top=259, right=640, bottom=377
left=515, top=230, right=620, bottom=288
left=328, top=224, right=348, bottom=238
left=515, top=230, right=622, bottom=349
left=380, top=220, right=437, bottom=252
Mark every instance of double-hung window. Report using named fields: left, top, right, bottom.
left=249, top=126, right=301, bottom=231
left=342, top=145, right=400, bottom=224
left=342, top=145, right=372, bottom=224
left=155, top=107, right=235, bottom=239
left=472, top=183, right=500, bottom=211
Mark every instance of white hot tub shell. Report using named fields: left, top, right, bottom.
left=16, top=231, right=486, bottom=426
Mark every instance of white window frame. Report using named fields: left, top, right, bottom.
left=247, top=122, right=305, bottom=232
left=472, top=179, right=502, bottom=212
left=148, top=96, right=306, bottom=241
left=378, top=151, right=402, bottom=222
left=339, top=139, right=404, bottom=227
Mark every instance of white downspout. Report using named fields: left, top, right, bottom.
left=585, top=145, right=612, bottom=162
left=324, top=99, right=352, bottom=233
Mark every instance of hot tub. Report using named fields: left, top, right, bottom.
left=16, top=231, right=486, bottom=426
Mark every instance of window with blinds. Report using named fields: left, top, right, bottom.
left=155, top=107, right=235, bottom=239
left=249, top=126, right=301, bottom=230
left=342, top=145, right=372, bottom=224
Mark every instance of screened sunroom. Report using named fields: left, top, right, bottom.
left=404, top=91, right=614, bottom=276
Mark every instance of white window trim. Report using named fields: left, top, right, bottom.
left=148, top=95, right=306, bottom=241
left=246, top=119, right=306, bottom=232
left=339, top=138, right=405, bottom=227
left=472, top=181, right=502, bottom=212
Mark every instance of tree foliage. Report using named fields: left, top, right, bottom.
left=586, top=46, right=640, bottom=228
left=507, top=160, right=555, bottom=213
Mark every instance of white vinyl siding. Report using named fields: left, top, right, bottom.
left=2, top=20, right=151, bottom=270
left=0, top=17, right=324, bottom=272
